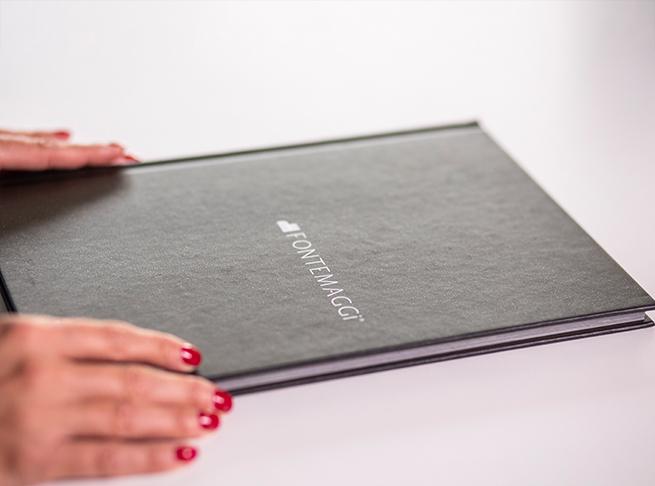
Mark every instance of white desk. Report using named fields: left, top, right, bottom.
left=1, top=1, right=654, bottom=485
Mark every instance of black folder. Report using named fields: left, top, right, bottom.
left=1, top=122, right=653, bottom=393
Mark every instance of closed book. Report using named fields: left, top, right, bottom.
left=1, top=122, right=653, bottom=393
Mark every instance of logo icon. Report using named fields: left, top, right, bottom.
left=276, top=220, right=301, bottom=233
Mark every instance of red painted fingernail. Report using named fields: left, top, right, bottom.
left=213, top=389, right=233, bottom=413
left=53, top=130, right=70, bottom=140
left=175, top=446, right=197, bottom=462
left=124, top=154, right=140, bottom=162
left=198, top=412, right=220, bottom=430
left=181, top=344, right=202, bottom=367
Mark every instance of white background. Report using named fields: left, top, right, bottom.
left=1, top=1, right=654, bottom=485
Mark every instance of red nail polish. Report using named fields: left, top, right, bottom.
left=181, top=344, right=202, bottom=366
left=175, top=446, right=197, bottom=462
left=124, top=154, right=140, bottom=162
left=213, top=389, right=233, bottom=413
left=53, top=130, right=70, bottom=139
left=198, top=412, right=220, bottom=430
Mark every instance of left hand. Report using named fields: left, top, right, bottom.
left=0, top=128, right=139, bottom=171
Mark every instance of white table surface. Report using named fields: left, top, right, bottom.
left=1, top=1, right=654, bottom=485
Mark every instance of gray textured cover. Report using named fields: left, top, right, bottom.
left=1, top=123, right=653, bottom=391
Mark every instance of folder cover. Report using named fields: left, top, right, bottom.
left=1, top=122, right=653, bottom=393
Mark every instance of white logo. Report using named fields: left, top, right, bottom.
left=276, top=219, right=365, bottom=322
left=276, top=220, right=301, bottom=233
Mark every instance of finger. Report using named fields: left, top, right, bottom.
left=60, top=318, right=203, bottom=372
left=0, top=316, right=234, bottom=412
left=2, top=359, right=230, bottom=412
left=8, top=315, right=203, bottom=372
left=44, top=142, right=136, bottom=168
left=0, top=138, right=132, bottom=171
left=65, top=401, right=219, bottom=439
left=46, top=439, right=197, bottom=480
left=0, top=128, right=71, bottom=141
left=0, top=314, right=55, bottom=379
left=68, top=363, right=231, bottom=412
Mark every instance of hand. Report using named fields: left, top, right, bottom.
left=0, top=128, right=139, bottom=171
left=0, top=314, right=233, bottom=485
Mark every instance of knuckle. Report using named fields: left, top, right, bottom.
left=119, top=366, right=147, bottom=397
left=101, top=322, right=133, bottom=360
left=5, top=321, right=40, bottom=355
left=112, top=401, right=138, bottom=436
left=35, top=139, right=57, bottom=149
left=147, top=447, right=171, bottom=471
left=35, top=141, right=57, bottom=169
left=188, top=377, right=213, bottom=408
left=19, top=359, right=51, bottom=393
left=175, top=408, right=197, bottom=436
left=95, top=445, right=122, bottom=476
left=156, top=336, right=172, bottom=363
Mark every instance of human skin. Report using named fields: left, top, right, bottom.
left=0, top=314, right=233, bottom=485
left=0, top=128, right=137, bottom=170
left=0, top=129, right=233, bottom=485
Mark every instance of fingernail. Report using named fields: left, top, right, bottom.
left=111, top=158, right=135, bottom=166
left=53, top=130, right=70, bottom=140
left=213, top=389, right=233, bottom=413
left=198, top=412, right=220, bottom=430
left=111, top=155, right=140, bottom=166
left=175, top=446, right=197, bottom=462
left=180, top=344, right=202, bottom=367
left=124, top=154, right=140, bottom=163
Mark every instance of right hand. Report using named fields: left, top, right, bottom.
left=0, top=314, right=233, bottom=485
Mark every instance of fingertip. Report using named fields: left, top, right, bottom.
left=107, top=144, right=124, bottom=156
left=105, top=145, right=138, bottom=166
left=53, top=130, right=71, bottom=140
left=110, top=154, right=141, bottom=166
left=175, top=445, right=198, bottom=463
left=198, top=412, right=220, bottom=431
left=147, top=442, right=199, bottom=474
left=107, top=145, right=140, bottom=166
left=110, top=157, right=138, bottom=166
left=213, top=388, right=233, bottom=413
left=180, top=344, right=202, bottom=368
